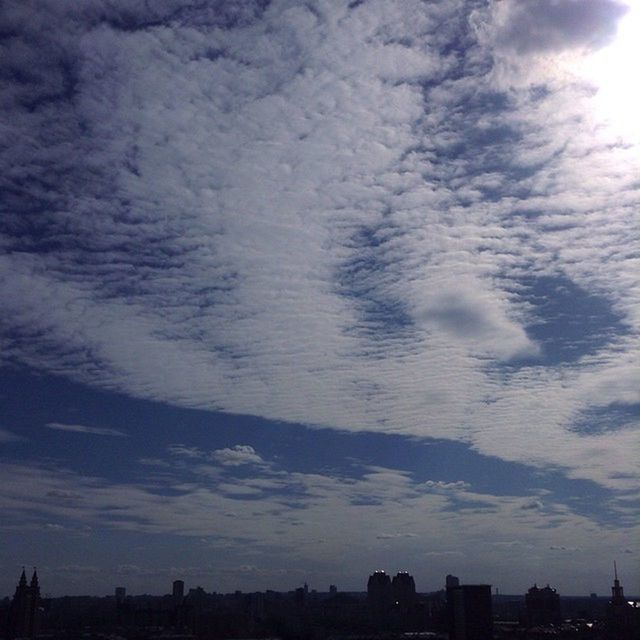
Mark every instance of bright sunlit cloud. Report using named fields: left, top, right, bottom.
left=581, top=2, right=640, bottom=142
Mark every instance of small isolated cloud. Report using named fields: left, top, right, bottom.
left=493, top=540, right=534, bottom=549
left=139, top=457, right=172, bottom=468
left=521, top=499, right=544, bottom=510
left=211, top=445, right=265, bottom=467
left=46, top=489, right=82, bottom=502
left=549, top=545, right=580, bottom=551
left=236, top=564, right=259, bottom=573
left=168, top=443, right=267, bottom=468
left=46, top=422, right=127, bottom=437
left=56, top=565, right=101, bottom=574
left=220, top=564, right=290, bottom=577
left=115, top=564, right=149, bottom=576
left=376, top=532, right=419, bottom=540
left=424, top=550, right=463, bottom=557
left=167, top=444, right=204, bottom=459
left=422, top=480, right=470, bottom=492
left=0, top=428, right=22, bottom=443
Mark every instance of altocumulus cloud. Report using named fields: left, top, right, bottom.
left=0, top=446, right=634, bottom=590
left=0, top=0, right=639, bottom=503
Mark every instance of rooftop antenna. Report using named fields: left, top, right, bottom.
left=614, top=561, right=618, bottom=581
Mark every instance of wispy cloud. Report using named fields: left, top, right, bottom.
left=1, top=446, right=633, bottom=592
left=0, top=428, right=22, bottom=443
left=46, top=423, right=127, bottom=437
left=0, top=428, right=637, bottom=588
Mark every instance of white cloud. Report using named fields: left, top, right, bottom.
left=421, top=480, right=470, bottom=492
left=0, top=0, right=639, bottom=503
left=46, top=422, right=127, bottom=437
left=168, top=445, right=205, bottom=459
left=0, top=454, right=634, bottom=594
left=211, top=445, right=265, bottom=467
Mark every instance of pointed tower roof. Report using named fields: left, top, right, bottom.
left=30, top=568, right=39, bottom=587
left=19, top=568, right=27, bottom=587
left=611, top=561, right=625, bottom=603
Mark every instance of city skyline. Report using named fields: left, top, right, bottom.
left=2, top=565, right=638, bottom=600
left=1, top=0, right=639, bottom=598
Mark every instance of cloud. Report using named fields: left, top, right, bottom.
left=413, top=276, right=539, bottom=361
left=168, top=444, right=267, bottom=468
left=0, top=428, right=22, bottom=443
left=168, top=445, right=205, bottom=459
left=211, top=445, right=266, bottom=467
left=483, top=0, right=628, bottom=55
left=521, top=499, right=544, bottom=511
left=421, top=480, right=470, bottom=492
left=139, top=457, right=172, bottom=468
left=55, top=565, right=101, bottom=574
left=0, top=0, right=639, bottom=507
left=46, top=422, right=127, bottom=437
left=548, top=545, right=580, bottom=552
left=0, top=450, right=637, bottom=593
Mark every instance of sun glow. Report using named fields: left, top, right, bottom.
left=581, top=2, right=640, bottom=143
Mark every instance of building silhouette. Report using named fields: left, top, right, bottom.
left=446, top=574, right=460, bottom=589
left=173, top=580, right=185, bottom=603
left=367, top=570, right=392, bottom=610
left=524, top=583, right=561, bottom=626
left=606, top=563, right=640, bottom=640
left=446, top=583, right=493, bottom=640
left=6, top=569, right=41, bottom=639
left=391, top=571, right=416, bottom=609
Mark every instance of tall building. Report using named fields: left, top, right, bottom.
left=172, top=580, right=185, bottom=602
left=446, top=584, right=493, bottom=640
left=606, top=563, right=639, bottom=640
left=524, top=583, right=561, bottom=626
left=446, top=575, right=460, bottom=589
left=392, top=571, right=416, bottom=609
left=611, top=562, right=625, bottom=605
left=7, top=569, right=41, bottom=639
left=367, top=570, right=392, bottom=610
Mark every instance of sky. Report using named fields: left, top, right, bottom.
left=1, top=0, right=639, bottom=598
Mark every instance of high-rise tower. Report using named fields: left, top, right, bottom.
left=391, top=571, right=416, bottom=609
left=611, top=561, right=625, bottom=604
